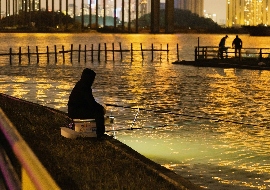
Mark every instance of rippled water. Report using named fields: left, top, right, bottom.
left=1, top=33, right=270, bottom=189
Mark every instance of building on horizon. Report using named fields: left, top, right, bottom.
left=2, top=0, right=205, bottom=27
left=174, top=0, right=204, bottom=17
left=18, top=0, right=40, bottom=12
left=227, top=0, right=270, bottom=27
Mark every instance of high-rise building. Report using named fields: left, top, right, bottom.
left=227, top=0, right=270, bottom=27
left=174, top=0, right=204, bottom=17
left=18, top=0, right=40, bottom=12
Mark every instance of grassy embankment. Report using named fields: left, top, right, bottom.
left=0, top=93, right=201, bottom=190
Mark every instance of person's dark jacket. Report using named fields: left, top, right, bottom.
left=232, top=37, right=242, bottom=49
left=219, top=37, right=227, bottom=47
left=68, top=68, right=104, bottom=119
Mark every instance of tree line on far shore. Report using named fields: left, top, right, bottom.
left=0, top=9, right=262, bottom=34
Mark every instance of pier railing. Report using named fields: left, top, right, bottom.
left=195, top=46, right=270, bottom=61
left=0, top=43, right=181, bottom=65
left=0, top=108, right=60, bottom=190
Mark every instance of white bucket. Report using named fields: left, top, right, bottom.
left=73, top=119, right=97, bottom=137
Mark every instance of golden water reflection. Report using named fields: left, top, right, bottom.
left=1, top=33, right=270, bottom=189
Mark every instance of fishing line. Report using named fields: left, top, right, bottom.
left=106, top=106, right=179, bottom=132
left=130, top=107, right=140, bottom=130
left=105, top=103, right=266, bottom=128
left=106, top=123, right=179, bottom=132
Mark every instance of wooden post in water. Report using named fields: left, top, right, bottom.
left=197, top=37, right=200, bottom=60
left=131, top=43, right=133, bottom=62
left=98, top=43, right=101, bottom=61
left=70, top=44, right=73, bottom=62
left=151, top=43, right=154, bottom=61
left=119, top=42, right=122, bottom=60
left=112, top=43, right=115, bottom=61
left=239, top=49, right=242, bottom=61
left=167, top=44, right=169, bottom=61
left=177, top=43, right=179, bottom=61
left=84, top=45, right=87, bottom=62
left=9, top=48, right=12, bottom=65
left=160, top=44, right=162, bottom=60
left=195, top=47, right=197, bottom=61
left=28, top=46, right=31, bottom=63
left=62, top=45, right=65, bottom=63
left=91, top=44, right=94, bottom=61
left=140, top=43, right=144, bottom=60
left=47, top=46, right=49, bottom=63
left=54, top=45, right=57, bottom=63
left=78, top=44, right=81, bottom=63
left=19, top=47, right=21, bottom=64
left=202, top=47, right=205, bottom=59
left=36, top=46, right=39, bottom=64
left=104, top=43, right=107, bottom=61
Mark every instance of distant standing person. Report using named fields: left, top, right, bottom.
left=219, top=35, right=228, bottom=59
left=68, top=68, right=106, bottom=138
left=232, top=35, right=242, bottom=58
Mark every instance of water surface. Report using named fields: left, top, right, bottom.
left=0, top=33, right=270, bottom=189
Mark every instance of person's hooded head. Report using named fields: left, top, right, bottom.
left=80, top=68, right=96, bottom=86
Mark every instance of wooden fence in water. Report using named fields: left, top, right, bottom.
left=4, top=43, right=181, bottom=65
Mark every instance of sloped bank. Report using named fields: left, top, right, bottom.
left=0, top=93, right=201, bottom=190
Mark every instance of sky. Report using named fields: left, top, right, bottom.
left=204, top=0, right=226, bottom=24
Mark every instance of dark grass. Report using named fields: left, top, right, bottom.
left=0, top=93, right=201, bottom=190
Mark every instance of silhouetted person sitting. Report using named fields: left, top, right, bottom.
left=219, top=35, right=228, bottom=59
left=232, top=35, right=242, bottom=58
left=68, top=68, right=106, bottom=138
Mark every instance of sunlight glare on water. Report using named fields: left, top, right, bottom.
left=1, top=33, right=270, bottom=189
